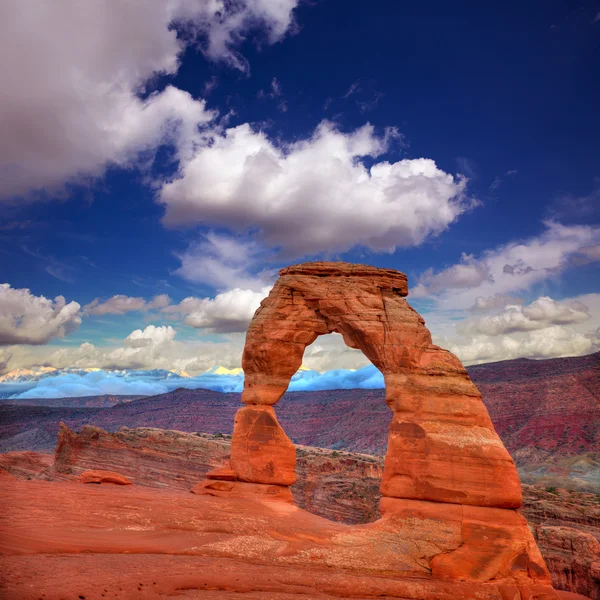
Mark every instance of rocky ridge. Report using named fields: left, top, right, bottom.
left=1, top=352, right=597, bottom=493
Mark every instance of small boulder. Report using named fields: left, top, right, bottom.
left=80, top=470, right=132, bottom=485
left=206, top=466, right=237, bottom=481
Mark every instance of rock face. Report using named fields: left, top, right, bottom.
left=205, top=261, right=553, bottom=594
left=0, top=451, right=53, bottom=480
left=523, top=486, right=600, bottom=599
left=230, top=405, right=296, bottom=485
left=53, top=423, right=231, bottom=490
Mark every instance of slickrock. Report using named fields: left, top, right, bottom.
left=4, top=425, right=597, bottom=598
left=206, top=466, right=237, bottom=480
left=80, top=469, right=132, bottom=485
left=192, top=479, right=294, bottom=503
left=0, top=477, right=579, bottom=600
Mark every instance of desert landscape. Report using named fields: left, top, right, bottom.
left=2, top=263, right=599, bottom=599
left=2, top=2, right=600, bottom=599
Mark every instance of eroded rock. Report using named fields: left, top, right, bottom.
left=230, top=405, right=296, bottom=486
left=215, top=260, right=553, bottom=592
left=237, top=261, right=521, bottom=509
left=80, top=469, right=132, bottom=485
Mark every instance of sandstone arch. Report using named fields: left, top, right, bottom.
left=231, top=262, right=522, bottom=508
left=196, top=261, right=557, bottom=592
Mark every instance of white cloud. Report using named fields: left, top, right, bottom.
left=124, top=325, right=176, bottom=348
left=84, top=284, right=268, bottom=334
left=412, top=253, right=492, bottom=297
left=175, top=232, right=275, bottom=290
left=302, top=333, right=371, bottom=372
left=470, top=294, right=524, bottom=312
left=0, top=284, right=82, bottom=346
left=433, top=292, right=600, bottom=365
left=0, top=0, right=301, bottom=198
left=457, top=296, right=591, bottom=337
left=160, top=121, right=471, bottom=256
left=179, top=0, right=300, bottom=71
left=84, top=294, right=170, bottom=316
left=165, top=287, right=271, bottom=333
left=451, top=325, right=599, bottom=365
left=6, top=325, right=246, bottom=375
left=413, top=221, right=600, bottom=309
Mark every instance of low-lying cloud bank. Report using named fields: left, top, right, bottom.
left=0, top=364, right=385, bottom=399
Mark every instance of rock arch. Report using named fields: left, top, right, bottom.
left=197, top=262, right=556, bottom=591
left=230, top=261, right=522, bottom=509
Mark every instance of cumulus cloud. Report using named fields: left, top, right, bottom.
left=84, top=294, right=170, bottom=316
left=175, top=232, right=275, bottom=290
left=413, top=221, right=600, bottom=309
left=0, top=284, right=81, bottom=345
left=451, top=325, right=599, bottom=365
left=165, top=287, right=271, bottom=333
left=458, top=296, right=591, bottom=337
left=160, top=121, right=471, bottom=256
left=412, top=253, right=492, bottom=297
left=31, top=324, right=244, bottom=374
left=124, top=325, right=176, bottom=348
left=470, top=294, right=524, bottom=312
left=0, top=0, right=300, bottom=198
left=302, top=333, right=371, bottom=372
left=436, top=292, right=600, bottom=365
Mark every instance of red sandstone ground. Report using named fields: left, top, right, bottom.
left=0, top=474, right=589, bottom=600
left=1, top=425, right=598, bottom=598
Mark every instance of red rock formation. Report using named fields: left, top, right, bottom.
left=4, top=425, right=597, bottom=598
left=0, top=451, right=53, bottom=480
left=198, top=261, right=555, bottom=594
left=230, top=405, right=296, bottom=486
left=0, top=477, right=582, bottom=600
left=523, top=486, right=600, bottom=599
left=52, top=422, right=231, bottom=489
left=80, top=469, right=132, bottom=485
left=236, top=261, right=522, bottom=509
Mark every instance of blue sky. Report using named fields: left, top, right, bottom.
left=0, top=0, right=599, bottom=378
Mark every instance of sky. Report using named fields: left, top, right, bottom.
left=1, top=0, right=599, bottom=380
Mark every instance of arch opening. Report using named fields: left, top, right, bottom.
left=284, top=331, right=387, bottom=524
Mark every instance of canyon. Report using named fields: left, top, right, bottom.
left=2, top=352, right=598, bottom=491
